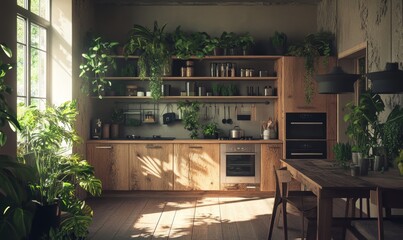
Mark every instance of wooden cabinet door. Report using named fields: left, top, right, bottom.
left=87, top=143, right=129, bottom=190
left=282, top=56, right=336, bottom=112
left=129, top=143, right=174, bottom=190
left=174, top=143, right=220, bottom=190
left=260, top=144, right=283, bottom=192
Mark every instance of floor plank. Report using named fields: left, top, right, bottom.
left=87, top=191, right=352, bottom=240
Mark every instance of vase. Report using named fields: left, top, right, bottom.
left=111, top=123, right=119, bottom=139
left=30, top=202, right=61, bottom=239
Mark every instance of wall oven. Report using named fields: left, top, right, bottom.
left=220, top=144, right=261, bottom=189
left=286, top=113, right=327, bottom=159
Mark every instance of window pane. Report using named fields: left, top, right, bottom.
left=30, top=48, right=46, bottom=98
left=17, top=17, right=26, bottom=44
left=17, top=97, right=27, bottom=108
left=17, top=43, right=27, bottom=96
left=31, top=98, right=46, bottom=110
left=30, top=0, right=50, bottom=20
left=17, top=0, right=27, bottom=9
left=31, top=23, right=46, bottom=51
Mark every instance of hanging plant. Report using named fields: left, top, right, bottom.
left=288, top=31, right=334, bottom=103
left=124, top=21, right=171, bottom=100
left=79, top=37, right=119, bottom=99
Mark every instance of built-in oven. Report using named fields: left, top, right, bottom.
left=220, top=144, right=261, bottom=190
left=286, top=113, right=327, bottom=159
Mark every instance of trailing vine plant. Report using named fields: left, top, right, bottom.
left=288, top=31, right=333, bottom=103
left=79, top=37, right=119, bottom=99
left=124, top=21, right=171, bottom=100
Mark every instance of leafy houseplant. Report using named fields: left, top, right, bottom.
left=79, top=37, right=119, bottom=99
left=202, top=122, right=221, bottom=139
left=0, top=44, right=35, bottom=240
left=381, top=105, right=403, bottom=165
left=172, top=27, right=210, bottom=59
left=333, top=142, right=352, bottom=168
left=288, top=31, right=334, bottom=103
left=344, top=91, right=384, bottom=158
left=204, top=36, right=222, bottom=56
left=124, top=21, right=171, bottom=100
left=177, top=101, right=202, bottom=139
left=270, top=31, right=287, bottom=55
left=220, top=31, right=239, bottom=55
left=17, top=101, right=102, bottom=239
left=395, top=149, right=403, bottom=175
left=238, top=32, right=254, bottom=55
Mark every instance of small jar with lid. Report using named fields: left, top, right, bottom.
left=126, top=85, right=138, bottom=96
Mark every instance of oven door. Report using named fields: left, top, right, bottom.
left=286, top=113, right=326, bottom=139
left=221, top=152, right=261, bottom=184
left=286, top=140, right=327, bottom=159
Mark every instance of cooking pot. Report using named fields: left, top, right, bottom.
left=230, top=126, right=245, bottom=139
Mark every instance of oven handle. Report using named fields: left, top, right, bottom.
left=291, top=152, right=323, bottom=156
left=290, top=122, right=324, bottom=125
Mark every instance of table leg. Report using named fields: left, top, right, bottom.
left=317, top=196, right=333, bottom=240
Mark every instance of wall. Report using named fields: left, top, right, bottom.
left=82, top=3, right=318, bottom=139
left=318, top=0, right=403, bottom=141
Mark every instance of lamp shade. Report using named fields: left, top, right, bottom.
left=367, top=62, right=403, bottom=94
left=316, top=66, right=359, bottom=94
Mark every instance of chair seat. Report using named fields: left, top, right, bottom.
left=351, top=219, right=403, bottom=240
left=287, top=194, right=317, bottom=213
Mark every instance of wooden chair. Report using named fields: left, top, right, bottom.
left=267, top=167, right=317, bottom=240
left=350, top=187, right=403, bottom=240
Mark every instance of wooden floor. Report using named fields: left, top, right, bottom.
left=87, top=191, right=349, bottom=240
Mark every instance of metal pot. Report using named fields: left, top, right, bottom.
left=230, top=126, right=245, bottom=139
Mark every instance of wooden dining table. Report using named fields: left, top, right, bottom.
left=280, top=159, right=403, bottom=240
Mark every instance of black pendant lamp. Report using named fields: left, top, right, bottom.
left=316, top=66, right=359, bottom=94
left=367, top=62, right=403, bottom=93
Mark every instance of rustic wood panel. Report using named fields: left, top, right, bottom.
left=260, top=143, right=283, bottom=192
left=282, top=56, right=336, bottom=113
left=173, top=143, right=220, bottom=190
left=129, top=143, right=174, bottom=190
left=87, top=143, right=129, bottom=190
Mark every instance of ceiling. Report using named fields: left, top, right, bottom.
left=95, top=0, right=322, bottom=6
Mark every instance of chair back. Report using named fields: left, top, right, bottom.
left=376, top=187, right=403, bottom=240
left=274, top=167, right=292, bottom=198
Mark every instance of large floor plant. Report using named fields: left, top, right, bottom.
left=17, top=100, right=102, bottom=239
left=0, top=44, right=35, bottom=240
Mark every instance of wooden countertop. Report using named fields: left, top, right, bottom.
left=87, top=139, right=283, bottom=144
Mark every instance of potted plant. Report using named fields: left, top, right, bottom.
left=79, top=36, right=119, bottom=99
left=172, top=27, right=209, bottom=59
left=204, top=36, right=222, bottom=56
left=333, top=142, right=352, bottom=168
left=288, top=31, right=334, bottom=103
left=270, top=31, right=287, bottom=55
left=202, top=122, right=221, bottom=139
left=17, top=101, right=102, bottom=239
left=177, top=101, right=202, bottom=139
left=111, top=108, right=125, bottom=139
left=238, top=32, right=254, bottom=55
left=123, top=21, right=171, bottom=100
left=0, top=44, right=36, bottom=240
left=395, top=149, right=403, bottom=175
left=220, top=31, right=239, bottom=55
left=381, top=105, right=403, bottom=167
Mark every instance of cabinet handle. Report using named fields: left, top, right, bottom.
left=189, top=146, right=203, bottom=149
left=290, top=122, right=323, bottom=125
left=291, top=152, right=323, bottom=156
left=95, top=146, right=113, bottom=149
left=146, top=145, right=162, bottom=149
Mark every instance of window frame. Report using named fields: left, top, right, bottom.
left=16, top=1, right=51, bottom=107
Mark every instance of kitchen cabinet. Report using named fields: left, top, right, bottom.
left=260, top=143, right=283, bottom=191
left=173, top=143, right=220, bottom=190
left=129, top=143, right=174, bottom=190
left=281, top=56, right=336, bottom=112
left=87, top=143, right=129, bottom=190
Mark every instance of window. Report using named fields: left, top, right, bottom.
left=16, top=0, right=50, bottom=109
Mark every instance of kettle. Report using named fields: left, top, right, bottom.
left=229, top=126, right=245, bottom=139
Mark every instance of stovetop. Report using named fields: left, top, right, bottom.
left=218, top=136, right=257, bottom=140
